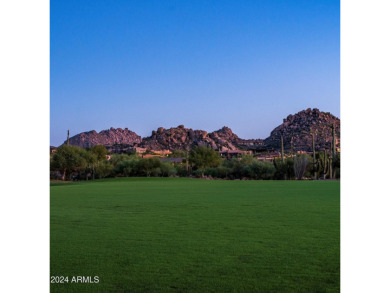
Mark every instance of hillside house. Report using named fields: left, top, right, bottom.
left=134, top=147, right=147, bottom=154
left=142, top=154, right=162, bottom=159
left=152, top=149, right=172, bottom=155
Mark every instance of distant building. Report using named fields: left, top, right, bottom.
left=152, top=149, right=172, bottom=155
left=142, top=154, right=161, bottom=159
left=255, top=151, right=281, bottom=162
left=50, top=146, right=57, bottom=154
left=134, top=147, right=147, bottom=154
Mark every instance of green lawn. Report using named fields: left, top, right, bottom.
left=50, top=178, right=339, bottom=292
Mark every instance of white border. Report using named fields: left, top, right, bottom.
left=0, top=0, right=49, bottom=292
left=341, top=0, right=390, bottom=292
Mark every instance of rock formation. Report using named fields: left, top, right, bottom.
left=140, top=126, right=242, bottom=151
left=263, top=108, right=340, bottom=151
left=65, top=127, right=142, bottom=148
left=61, top=108, right=340, bottom=153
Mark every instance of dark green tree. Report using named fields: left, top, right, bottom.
left=189, top=146, right=221, bottom=177
left=95, top=161, right=114, bottom=179
left=273, top=157, right=295, bottom=180
left=137, top=157, right=162, bottom=177
left=91, top=145, right=107, bottom=161
left=51, top=145, right=87, bottom=180
left=83, top=151, right=97, bottom=180
left=160, top=161, right=177, bottom=177
left=312, top=134, right=317, bottom=179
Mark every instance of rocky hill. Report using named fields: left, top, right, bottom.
left=140, top=125, right=243, bottom=151
left=66, top=127, right=142, bottom=148
left=263, top=108, right=340, bottom=151
left=62, top=108, right=340, bottom=152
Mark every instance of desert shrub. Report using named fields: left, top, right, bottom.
left=218, top=156, right=276, bottom=180
left=110, top=154, right=137, bottom=166
left=174, top=164, right=188, bottom=177
left=229, top=156, right=253, bottom=178
left=192, top=170, right=203, bottom=178
left=273, top=157, right=295, bottom=180
left=257, top=161, right=276, bottom=179
left=294, top=154, right=309, bottom=180
left=114, top=159, right=139, bottom=176
left=160, top=162, right=177, bottom=177
left=189, top=146, right=221, bottom=177
left=333, top=153, right=340, bottom=169
left=242, top=165, right=252, bottom=178
left=335, top=168, right=340, bottom=179
left=136, top=157, right=162, bottom=177
left=126, top=149, right=137, bottom=156
left=150, top=167, right=162, bottom=177
left=216, top=166, right=233, bottom=178
left=242, top=161, right=276, bottom=179
left=95, top=161, right=114, bottom=178
left=204, top=167, right=219, bottom=178
left=285, top=158, right=295, bottom=179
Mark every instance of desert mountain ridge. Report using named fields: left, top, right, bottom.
left=62, top=108, right=340, bottom=152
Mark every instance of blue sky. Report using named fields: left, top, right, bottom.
left=51, top=0, right=339, bottom=146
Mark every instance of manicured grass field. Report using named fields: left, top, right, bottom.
left=50, top=178, right=339, bottom=292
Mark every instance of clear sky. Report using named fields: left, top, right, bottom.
left=51, top=0, right=339, bottom=146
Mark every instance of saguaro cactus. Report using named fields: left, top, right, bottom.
left=318, top=149, right=329, bottom=179
left=312, top=134, right=316, bottom=179
left=185, top=146, right=190, bottom=175
left=67, top=130, right=70, bottom=146
left=281, top=135, right=287, bottom=180
left=329, top=141, right=333, bottom=179
left=330, top=123, right=336, bottom=178
left=332, top=123, right=336, bottom=159
left=290, top=137, right=294, bottom=154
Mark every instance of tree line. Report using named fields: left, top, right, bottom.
left=50, top=145, right=340, bottom=181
